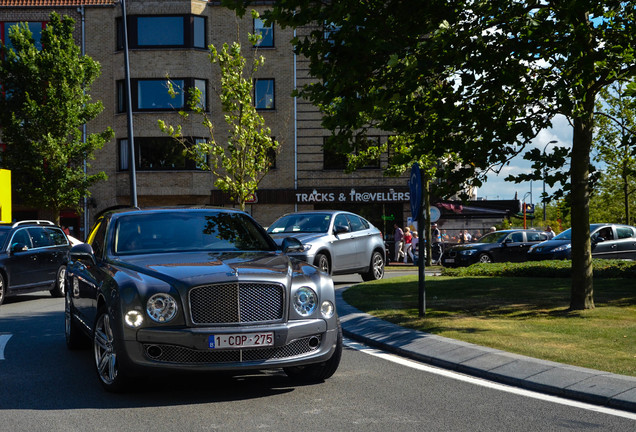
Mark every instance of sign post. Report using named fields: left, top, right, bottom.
left=409, top=163, right=426, bottom=317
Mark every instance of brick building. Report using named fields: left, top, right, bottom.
left=1, top=0, right=415, bottom=241
left=2, top=1, right=518, bottom=243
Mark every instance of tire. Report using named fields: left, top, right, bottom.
left=361, top=251, right=385, bottom=281
left=50, top=265, right=66, bottom=297
left=65, top=290, right=89, bottom=349
left=478, top=253, right=493, bottom=264
left=93, top=307, right=129, bottom=392
left=0, top=273, right=6, bottom=306
left=315, top=253, right=331, bottom=275
left=284, top=324, right=343, bottom=383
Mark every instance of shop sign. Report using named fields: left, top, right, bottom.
left=295, top=188, right=410, bottom=204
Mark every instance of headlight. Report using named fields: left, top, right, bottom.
left=552, top=243, right=571, bottom=252
left=459, top=249, right=477, bottom=256
left=293, top=287, right=317, bottom=316
left=321, top=301, right=335, bottom=319
left=146, top=293, right=178, bottom=323
left=302, top=244, right=312, bottom=252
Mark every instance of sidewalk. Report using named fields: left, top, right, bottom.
left=336, top=289, right=636, bottom=413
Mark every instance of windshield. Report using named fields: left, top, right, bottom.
left=475, top=231, right=510, bottom=244
left=553, top=229, right=572, bottom=241
left=114, top=211, right=275, bottom=255
left=267, top=213, right=332, bottom=234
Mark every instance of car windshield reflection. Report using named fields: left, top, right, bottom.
left=114, top=211, right=275, bottom=255
left=267, top=213, right=332, bottom=234
left=476, top=232, right=510, bottom=244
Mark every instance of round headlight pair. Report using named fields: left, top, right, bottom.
left=293, top=287, right=335, bottom=319
left=125, top=293, right=179, bottom=328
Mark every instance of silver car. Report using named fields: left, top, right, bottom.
left=267, top=210, right=385, bottom=281
left=65, top=207, right=342, bottom=392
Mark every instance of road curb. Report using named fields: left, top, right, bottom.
left=336, top=289, right=636, bottom=413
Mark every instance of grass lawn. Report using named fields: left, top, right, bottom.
left=342, top=275, right=636, bottom=377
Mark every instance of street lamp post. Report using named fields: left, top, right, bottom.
left=522, top=191, right=532, bottom=229
left=120, top=0, right=137, bottom=207
left=542, top=140, right=558, bottom=221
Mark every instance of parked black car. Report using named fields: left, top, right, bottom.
left=441, top=229, right=549, bottom=267
left=527, top=223, right=636, bottom=260
left=0, top=220, right=70, bottom=306
left=64, top=207, right=342, bottom=392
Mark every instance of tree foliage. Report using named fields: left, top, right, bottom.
left=592, top=79, right=636, bottom=225
left=0, top=13, right=112, bottom=221
left=224, top=0, right=636, bottom=310
left=159, top=11, right=279, bottom=211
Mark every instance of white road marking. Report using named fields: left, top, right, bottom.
left=344, top=338, right=636, bottom=421
left=0, top=334, right=12, bottom=360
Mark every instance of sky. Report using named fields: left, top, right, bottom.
left=474, top=115, right=574, bottom=203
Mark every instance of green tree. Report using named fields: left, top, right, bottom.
left=0, top=13, right=112, bottom=222
left=224, top=1, right=636, bottom=310
left=160, top=11, right=279, bottom=211
left=592, top=79, right=636, bottom=225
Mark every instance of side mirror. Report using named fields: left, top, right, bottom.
left=333, top=225, right=350, bottom=235
left=281, top=237, right=304, bottom=254
left=70, top=243, right=96, bottom=266
left=10, top=243, right=28, bottom=254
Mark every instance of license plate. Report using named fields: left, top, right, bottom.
left=208, top=332, right=274, bottom=349
left=445, top=258, right=454, bottom=263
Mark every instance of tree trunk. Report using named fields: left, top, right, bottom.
left=569, top=97, right=595, bottom=310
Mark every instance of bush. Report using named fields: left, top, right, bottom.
left=441, top=259, right=636, bottom=278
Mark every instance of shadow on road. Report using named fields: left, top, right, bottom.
left=0, top=309, right=333, bottom=410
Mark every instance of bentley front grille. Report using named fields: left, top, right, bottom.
left=189, top=282, right=284, bottom=325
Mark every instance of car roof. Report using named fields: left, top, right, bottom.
left=97, top=206, right=244, bottom=220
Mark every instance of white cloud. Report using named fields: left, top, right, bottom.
left=475, top=115, right=573, bottom=201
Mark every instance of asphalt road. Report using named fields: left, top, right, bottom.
left=0, top=285, right=634, bottom=431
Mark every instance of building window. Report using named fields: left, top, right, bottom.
left=117, top=15, right=206, bottom=50
left=1, top=22, right=45, bottom=51
left=323, top=136, right=381, bottom=170
left=117, top=78, right=206, bottom=112
left=254, top=18, right=273, bottom=47
left=118, top=137, right=206, bottom=171
left=254, top=79, right=274, bottom=110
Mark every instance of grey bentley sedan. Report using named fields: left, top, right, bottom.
left=65, top=207, right=341, bottom=392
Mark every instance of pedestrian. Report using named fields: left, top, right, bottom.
left=544, top=225, right=555, bottom=239
left=431, top=223, right=441, bottom=243
left=409, top=231, right=419, bottom=264
left=403, top=227, right=412, bottom=263
left=393, top=223, right=405, bottom=262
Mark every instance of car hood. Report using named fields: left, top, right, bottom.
left=447, top=243, right=489, bottom=251
left=110, top=251, right=312, bottom=288
left=269, top=232, right=327, bottom=246
left=530, top=239, right=570, bottom=250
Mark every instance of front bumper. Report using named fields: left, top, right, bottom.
left=441, top=254, right=478, bottom=267
left=120, top=318, right=339, bottom=372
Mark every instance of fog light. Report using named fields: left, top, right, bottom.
left=125, top=310, right=144, bottom=328
left=321, top=301, right=335, bottom=318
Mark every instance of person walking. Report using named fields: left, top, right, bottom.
left=394, top=223, right=405, bottom=262
left=409, top=231, right=419, bottom=264
left=403, top=227, right=413, bottom=263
